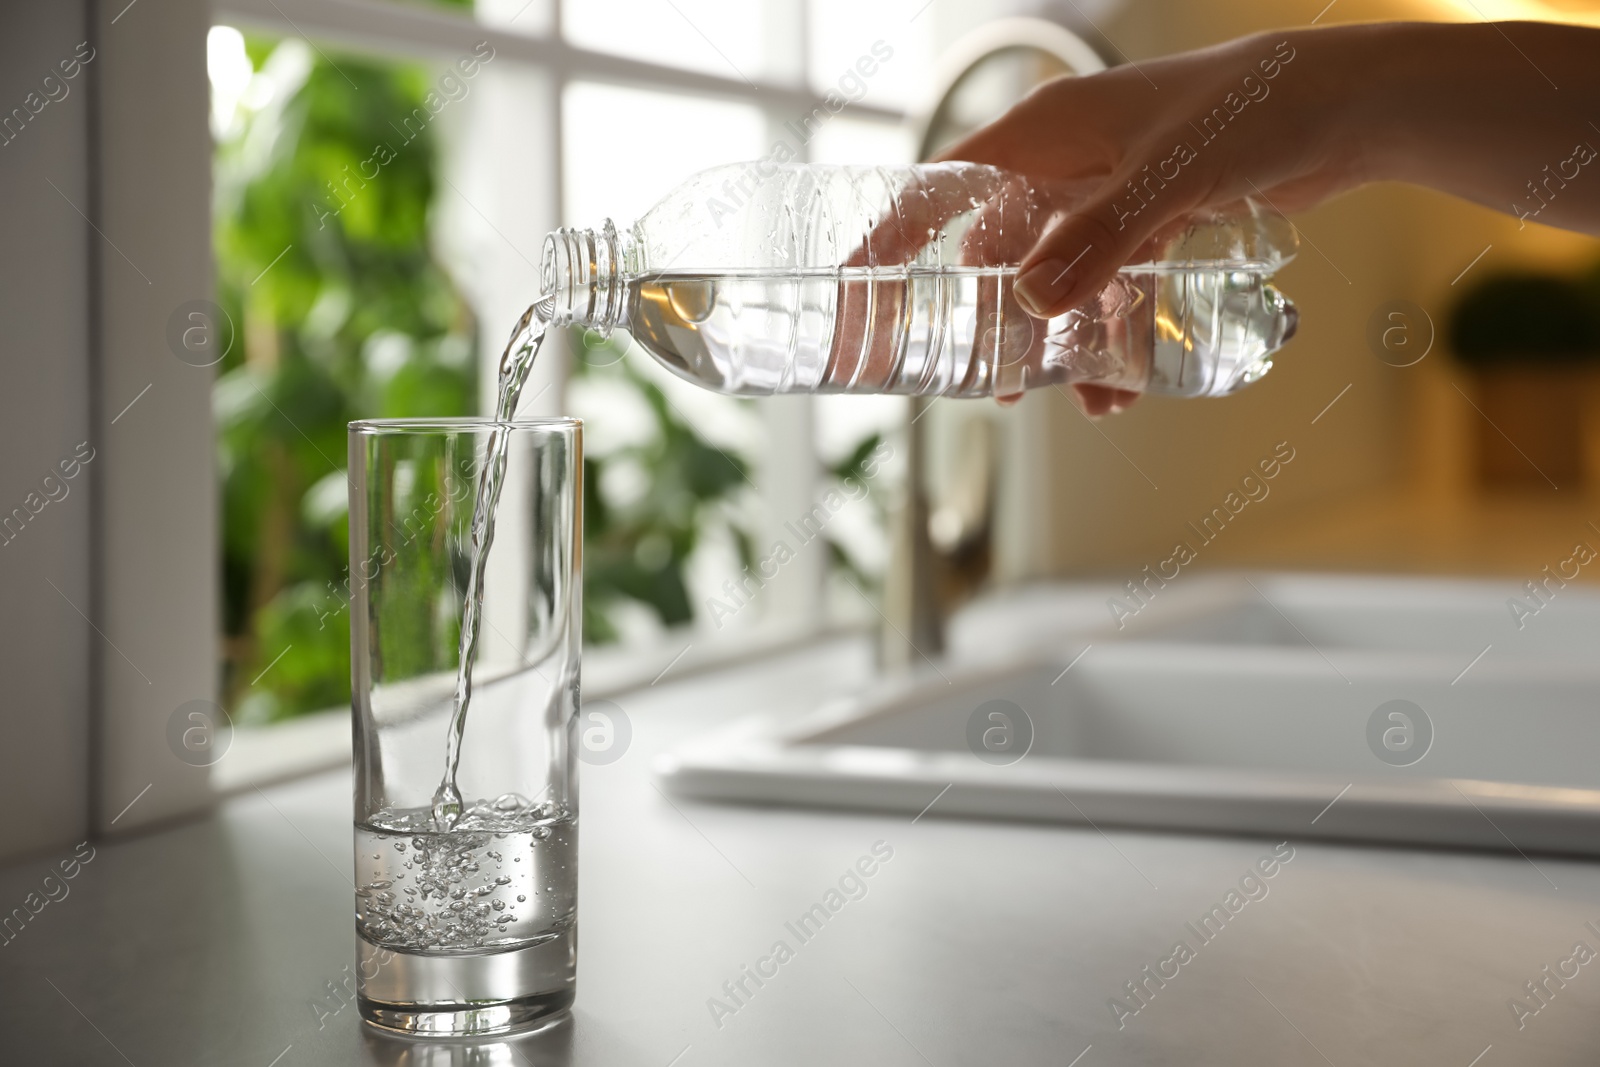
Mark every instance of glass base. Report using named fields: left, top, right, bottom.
left=356, top=927, right=576, bottom=1037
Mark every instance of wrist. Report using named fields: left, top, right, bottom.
left=1293, top=22, right=1422, bottom=187
left=1350, top=23, right=1437, bottom=185
left=1323, top=21, right=1519, bottom=187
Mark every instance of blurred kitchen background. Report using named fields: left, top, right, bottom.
left=2, top=0, right=1597, bottom=862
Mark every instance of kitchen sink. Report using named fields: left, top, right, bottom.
left=656, top=574, right=1600, bottom=855
left=1116, top=572, right=1600, bottom=662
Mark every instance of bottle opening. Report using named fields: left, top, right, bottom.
left=539, top=219, right=624, bottom=335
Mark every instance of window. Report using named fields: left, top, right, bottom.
left=211, top=29, right=480, bottom=730
left=562, top=0, right=775, bottom=81
left=198, top=0, right=995, bottom=794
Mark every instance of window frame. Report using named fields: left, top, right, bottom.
left=160, top=0, right=917, bottom=801
left=90, top=0, right=220, bottom=836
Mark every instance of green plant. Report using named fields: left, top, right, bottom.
left=571, top=334, right=755, bottom=643
left=1448, top=270, right=1600, bottom=367
left=214, top=38, right=477, bottom=723
left=823, top=431, right=888, bottom=588
left=215, top=29, right=871, bottom=718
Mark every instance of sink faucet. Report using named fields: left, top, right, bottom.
left=879, top=397, right=945, bottom=671
left=878, top=398, right=999, bottom=671
left=882, top=15, right=1108, bottom=672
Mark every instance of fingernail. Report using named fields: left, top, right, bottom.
left=1014, top=259, right=1069, bottom=317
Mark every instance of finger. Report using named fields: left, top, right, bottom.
left=955, top=172, right=1054, bottom=267
left=934, top=73, right=1120, bottom=177
left=1012, top=169, right=1197, bottom=320
left=824, top=272, right=905, bottom=390
left=845, top=165, right=984, bottom=268
left=830, top=167, right=1000, bottom=391
left=932, top=115, right=1036, bottom=172
left=1072, top=385, right=1142, bottom=416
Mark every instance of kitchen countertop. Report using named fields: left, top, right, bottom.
left=5, top=607, right=1600, bottom=1066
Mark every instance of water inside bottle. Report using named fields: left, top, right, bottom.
left=628, top=263, right=1290, bottom=400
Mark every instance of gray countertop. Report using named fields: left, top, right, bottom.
left=5, top=630, right=1600, bottom=1066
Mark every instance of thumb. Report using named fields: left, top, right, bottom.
left=1012, top=174, right=1174, bottom=319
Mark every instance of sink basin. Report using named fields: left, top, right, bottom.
left=1117, top=572, right=1600, bottom=662
left=657, top=574, right=1600, bottom=855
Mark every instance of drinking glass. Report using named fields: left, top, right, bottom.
left=348, top=417, right=581, bottom=1036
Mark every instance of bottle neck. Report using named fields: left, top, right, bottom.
left=539, top=219, right=631, bottom=335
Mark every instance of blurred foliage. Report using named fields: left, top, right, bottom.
left=823, top=431, right=887, bottom=588
left=1449, top=263, right=1600, bottom=366
left=216, top=31, right=770, bottom=722
left=572, top=334, right=755, bottom=643
left=572, top=331, right=887, bottom=640
left=367, top=436, right=466, bottom=682
left=214, top=38, right=477, bottom=723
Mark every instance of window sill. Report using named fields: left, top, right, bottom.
left=207, top=619, right=865, bottom=799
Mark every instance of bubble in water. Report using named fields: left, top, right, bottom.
left=355, top=804, right=574, bottom=952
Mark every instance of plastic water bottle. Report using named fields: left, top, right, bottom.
left=537, top=162, right=1299, bottom=401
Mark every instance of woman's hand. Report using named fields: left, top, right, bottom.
left=939, top=20, right=1600, bottom=414
left=938, top=27, right=1363, bottom=412
left=829, top=168, right=1155, bottom=403
left=938, top=29, right=1363, bottom=316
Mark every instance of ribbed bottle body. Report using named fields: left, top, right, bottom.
left=542, top=163, right=1299, bottom=400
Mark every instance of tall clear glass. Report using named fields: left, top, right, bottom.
left=348, top=417, right=582, bottom=1037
